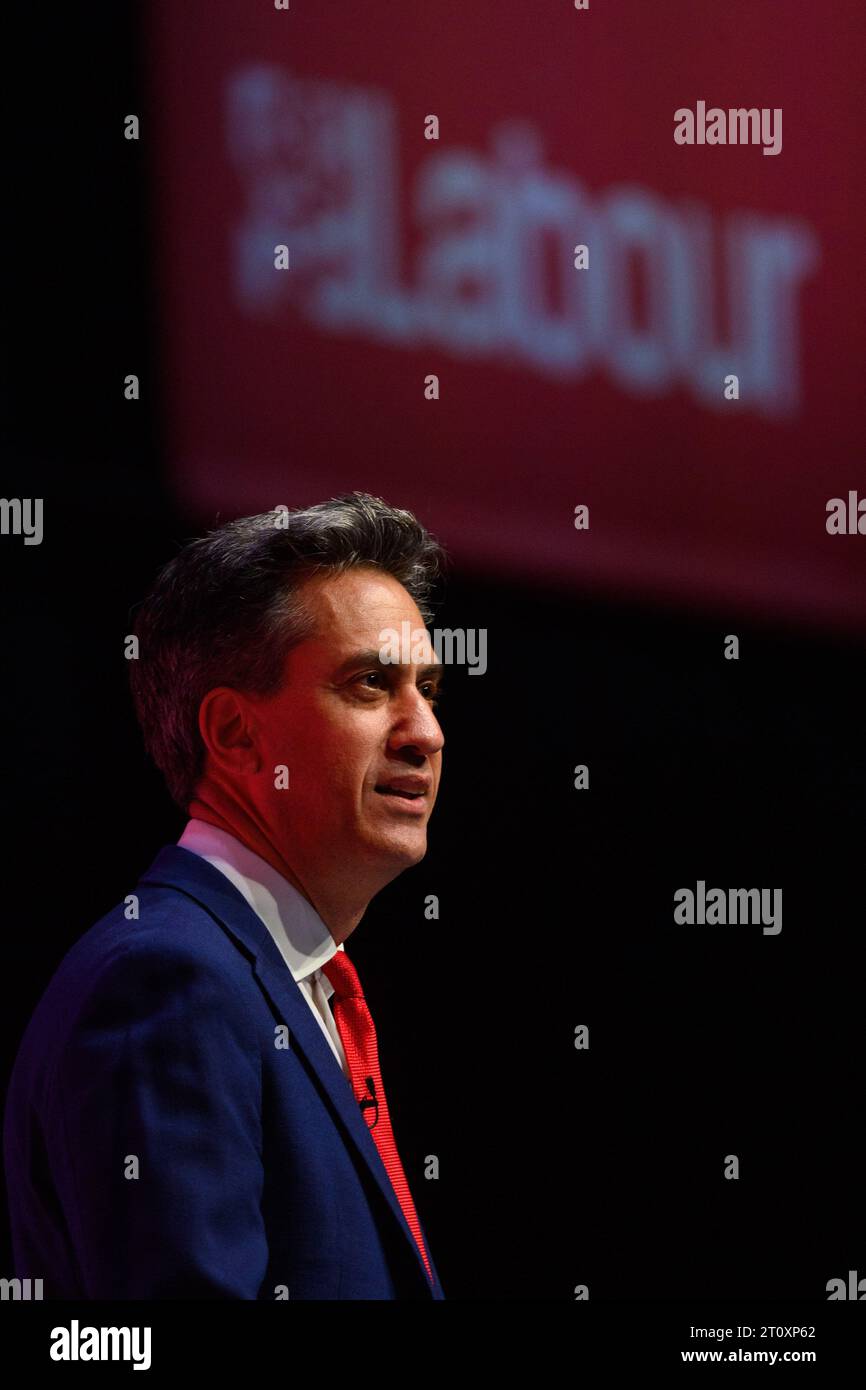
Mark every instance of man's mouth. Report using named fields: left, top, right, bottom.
left=374, top=786, right=425, bottom=800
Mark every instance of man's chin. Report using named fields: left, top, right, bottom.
left=368, top=829, right=428, bottom=868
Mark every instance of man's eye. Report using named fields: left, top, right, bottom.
left=354, top=673, right=443, bottom=707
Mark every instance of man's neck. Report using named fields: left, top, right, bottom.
left=186, top=792, right=368, bottom=945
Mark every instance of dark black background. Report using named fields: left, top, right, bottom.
left=2, top=1, right=863, bottom=1302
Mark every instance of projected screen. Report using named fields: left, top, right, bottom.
left=148, top=0, right=866, bottom=628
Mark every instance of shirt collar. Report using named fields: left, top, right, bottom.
left=176, top=818, right=343, bottom=994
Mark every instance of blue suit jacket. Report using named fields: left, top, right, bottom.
left=3, top=845, right=444, bottom=1299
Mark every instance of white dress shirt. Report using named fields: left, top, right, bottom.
left=176, top=818, right=349, bottom=1078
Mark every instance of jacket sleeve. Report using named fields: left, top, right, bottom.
left=50, top=939, right=268, bottom=1298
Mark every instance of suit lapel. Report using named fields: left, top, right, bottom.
left=140, top=844, right=441, bottom=1297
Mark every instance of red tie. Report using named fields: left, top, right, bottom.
left=321, top=949, right=434, bottom=1287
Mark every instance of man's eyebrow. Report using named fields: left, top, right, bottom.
left=333, top=650, right=446, bottom=682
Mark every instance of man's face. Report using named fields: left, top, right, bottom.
left=249, top=566, right=445, bottom=886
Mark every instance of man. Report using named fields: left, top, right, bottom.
left=3, top=492, right=447, bottom=1299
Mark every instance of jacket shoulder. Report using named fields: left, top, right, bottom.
left=6, top=875, right=258, bottom=1117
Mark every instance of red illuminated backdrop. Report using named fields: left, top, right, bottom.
left=148, top=0, right=866, bottom=630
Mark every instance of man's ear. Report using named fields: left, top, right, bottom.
left=197, top=686, right=262, bottom=779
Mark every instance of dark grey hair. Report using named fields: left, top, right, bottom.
left=128, top=492, right=447, bottom=811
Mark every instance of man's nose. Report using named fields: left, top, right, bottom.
left=391, top=689, right=444, bottom=756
